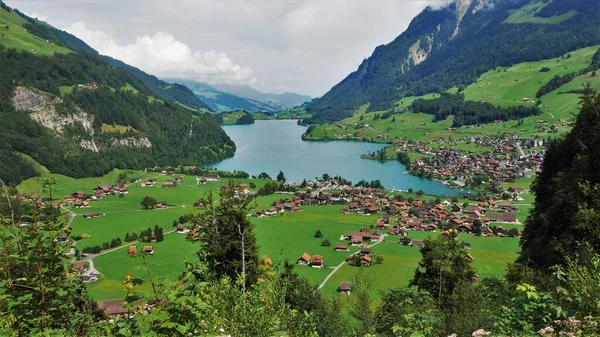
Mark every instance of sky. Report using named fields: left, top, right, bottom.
left=6, top=0, right=452, bottom=97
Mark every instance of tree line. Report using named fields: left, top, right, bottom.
left=411, top=92, right=542, bottom=127
left=536, top=47, right=600, bottom=98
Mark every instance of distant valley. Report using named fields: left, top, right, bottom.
left=168, top=79, right=312, bottom=112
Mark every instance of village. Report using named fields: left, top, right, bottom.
left=12, top=166, right=526, bottom=315
left=395, top=134, right=544, bottom=195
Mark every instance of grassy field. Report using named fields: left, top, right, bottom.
left=504, top=1, right=578, bottom=24
left=305, top=45, right=600, bottom=157
left=0, top=8, right=71, bottom=55
left=320, top=231, right=519, bottom=298
left=218, top=111, right=248, bottom=125
left=17, top=166, right=528, bottom=301
left=86, top=233, right=198, bottom=300
left=100, top=123, right=135, bottom=134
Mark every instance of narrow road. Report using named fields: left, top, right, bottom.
left=516, top=142, right=526, bottom=158
left=78, top=229, right=177, bottom=276
left=317, top=238, right=384, bottom=290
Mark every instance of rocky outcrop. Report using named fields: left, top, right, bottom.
left=12, top=86, right=95, bottom=136
left=80, top=137, right=152, bottom=152
left=453, top=0, right=474, bottom=38
left=111, top=137, right=152, bottom=148
left=12, top=86, right=62, bottom=111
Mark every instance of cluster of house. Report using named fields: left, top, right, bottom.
left=63, top=184, right=129, bottom=208
left=253, top=197, right=303, bottom=217
left=127, top=245, right=154, bottom=255
left=71, top=262, right=97, bottom=283
left=398, top=135, right=543, bottom=194
left=296, top=253, right=324, bottom=268
left=358, top=198, right=521, bottom=238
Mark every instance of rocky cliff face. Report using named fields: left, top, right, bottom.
left=12, top=86, right=152, bottom=150
left=13, top=86, right=95, bottom=135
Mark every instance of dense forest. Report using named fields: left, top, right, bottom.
left=410, top=93, right=541, bottom=127
left=0, top=45, right=234, bottom=185
left=306, top=0, right=600, bottom=123
left=520, top=89, right=600, bottom=270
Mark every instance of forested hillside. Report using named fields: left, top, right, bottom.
left=0, top=4, right=234, bottom=185
left=1, top=5, right=211, bottom=111
left=307, top=0, right=600, bottom=122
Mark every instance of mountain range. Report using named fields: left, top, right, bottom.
left=165, top=80, right=312, bottom=112
left=306, top=0, right=600, bottom=122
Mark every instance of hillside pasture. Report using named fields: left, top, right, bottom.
left=0, top=8, right=70, bottom=55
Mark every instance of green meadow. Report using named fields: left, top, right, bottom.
left=0, top=8, right=71, bottom=55
left=86, top=233, right=198, bottom=300
left=18, top=166, right=528, bottom=301
left=504, top=1, right=578, bottom=24
left=305, top=45, right=600, bottom=152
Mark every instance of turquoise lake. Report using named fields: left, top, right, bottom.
left=210, top=120, right=459, bottom=196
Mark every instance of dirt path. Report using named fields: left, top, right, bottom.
left=317, top=239, right=384, bottom=290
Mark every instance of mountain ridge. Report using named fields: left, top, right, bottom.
left=213, top=83, right=312, bottom=109
left=306, top=0, right=600, bottom=123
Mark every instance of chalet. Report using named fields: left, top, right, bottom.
left=508, top=186, right=525, bottom=194
left=365, top=205, right=380, bottom=214
left=290, top=206, right=302, bottom=213
left=81, top=275, right=98, bottom=283
left=72, top=262, right=86, bottom=274
left=176, top=225, right=189, bottom=233
left=335, top=244, right=349, bottom=252
left=175, top=176, right=186, bottom=183
left=489, top=214, right=517, bottom=223
left=128, top=246, right=137, bottom=255
left=143, top=246, right=154, bottom=254
left=360, top=255, right=372, bottom=267
left=311, top=255, right=324, bottom=268
left=350, top=235, right=363, bottom=246
left=202, top=174, right=220, bottom=182
left=97, top=300, right=128, bottom=317
left=297, top=253, right=311, bottom=265
left=359, top=246, right=371, bottom=256
left=156, top=201, right=168, bottom=209
left=162, top=181, right=175, bottom=188
left=339, top=282, right=353, bottom=295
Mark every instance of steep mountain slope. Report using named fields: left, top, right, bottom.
left=213, top=83, right=312, bottom=108
left=171, top=80, right=287, bottom=112
left=3, top=6, right=211, bottom=111
left=306, top=0, right=600, bottom=123
left=0, top=3, right=234, bottom=185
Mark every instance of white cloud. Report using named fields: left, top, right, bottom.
left=65, top=21, right=257, bottom=85
left=24, top=12, right=48, bottom=22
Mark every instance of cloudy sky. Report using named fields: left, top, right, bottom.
left=6, top=0, right=451, bottom=97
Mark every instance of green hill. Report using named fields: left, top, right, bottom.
left=306, top=0, right=600, bottom=123
left=0, top=2, right=234, bottom=186
left=303, top=45, right=600, bottom=145
left=0, top=4, right=211, bottom=111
